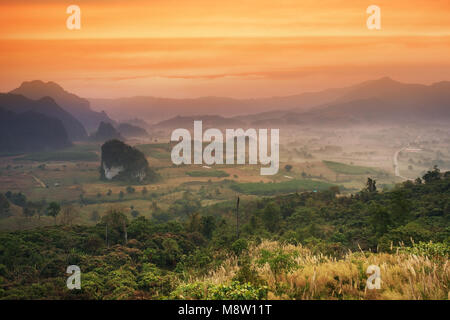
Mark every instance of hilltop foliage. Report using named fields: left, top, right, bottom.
left=0, top=169, right=448, bottom=299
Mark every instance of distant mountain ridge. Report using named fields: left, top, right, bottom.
left=11, top=80, right=115, bottom=133
left=89, top=77, right=450, bottom=127
left=117, top=123, right=148, bottom=138
left=153, top=115, right=245, bottom=130
left=151, top=77, right=450, bottom=128
left=0, top=107, right=71, bottom=152
left=0, top=93, right=87, bottom=141
left=90, top=121, right=123, bottom=142
left=288, top=77, right=450, bottom=125
left=89, top=86, right=350, bottom=123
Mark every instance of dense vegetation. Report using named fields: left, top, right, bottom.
left=0, top=167, right=448, bottom=299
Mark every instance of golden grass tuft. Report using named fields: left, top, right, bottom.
left=182, top=240, right=449, bottom=300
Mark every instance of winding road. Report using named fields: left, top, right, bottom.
left=393, top=135, right=421, bottom=181
left=393, top=148, right=409, bottom=180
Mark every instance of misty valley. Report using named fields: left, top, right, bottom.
left=0, top=78, right=449, bottom=300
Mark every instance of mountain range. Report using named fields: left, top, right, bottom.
left=1, top=77, right=449, bottom=153
left=11, top=80, right=115, bottom=133
left=0, top=93, right=87, bottom=141
left=89, top=86, right=349, bottom=123
left=0, top=107, right=70, bottom=153
left=148, top=77, right=450, bottom=129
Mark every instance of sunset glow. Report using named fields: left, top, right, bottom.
left=1, top=0, right=450, bottom=98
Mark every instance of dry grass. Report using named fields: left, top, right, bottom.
left=188, top=241, right=449, bottom=300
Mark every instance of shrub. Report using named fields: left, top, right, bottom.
left=257, top=248, right=299, bottom=275
left=231, top=239, right=248, bottom=256
left=398, top=241, right=449, bottom=259
left=170, top=281, right=267, bottom=300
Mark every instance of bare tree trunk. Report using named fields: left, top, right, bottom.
left=123, top=222, right=128, bottom=245
left=236, top=196, right=240, bottom=239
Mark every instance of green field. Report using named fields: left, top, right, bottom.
left=136, top=144, right=171, bottom=159
left=323, top=160, right=380, bottom=175
left=186, top=170, right=230, bottom=178
left=230, top=179, right=336, bottom=195
left=13, top=144, right=100, bottom=162
left=16, top=151, right=99, bottom=162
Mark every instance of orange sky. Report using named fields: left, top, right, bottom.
left=1, top=0, right=450, bottom=98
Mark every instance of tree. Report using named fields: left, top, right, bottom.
left=47, top=202, right=61, bottom=225
left=262, top=201, right=281, bottom=232
left=368, top=202, right=391, bottom=236
left=102, top=208, right=129, bottom=245
left=151, top=201, right=159, bottom=212
left=329, top=186, right=340, bottom=197
left=284, top=164, right=293, bottom=172
left=187, top=212, right=201, bottom=232
left=119, top=191, right=124, bottom=199
left=23, top=206, right=35, bottom=219
left=126, top=186, right=135, bottom=194
left=390, top=190, right=412, bottom=225
left=60, top=205, right=80, bottom=225
left=422, top=165, right=441, bottom=183
left=200, top=216, right=216, bottom=239
left=5, top=191, right=27, bottom=207
left=366, top=178, right=377, bottom=193
left=90, top=210, right=100, bottom=222
left=35, top=200, right=46, bottom=220
left=142, top=187, right=148, bottom=195
left=131, top=210, right=140, bottom=218
left=0, top=194, right=11, bottom=218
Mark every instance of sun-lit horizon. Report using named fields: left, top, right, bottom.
left=1, top=0, right=450, bottom=98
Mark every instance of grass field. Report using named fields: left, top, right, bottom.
left=323, top=160, right=380, bottom=175
left=136, top=143, right=171, bottom=160
left=230, top=179, right=336, bottom=195
left=186, top=170, right=230, bottom=178
left=17, top=151, right=99, bottom=162
left=14, top=144, right=100, bottom=162
left=178, top=240, right=449, bottom=300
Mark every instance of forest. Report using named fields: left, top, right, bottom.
left=0, top=167, right=448, bottom=300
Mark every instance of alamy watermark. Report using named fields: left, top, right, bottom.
left=66, top=5, right=81, bottom=30
left=65, top=5, right=381, bottom=31
left=366, top=265, right=381, bottom=290
left=66, top=265, right=81, bottom=290
left=170, top=121, right=279, bottom=175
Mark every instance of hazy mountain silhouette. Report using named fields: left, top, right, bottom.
left=0, top=93, right=87, bottom=140
left=11, top=80, right=115, bottom=133
left=150, top=78, right=450, bottom=128
left=241, top=77, right=450, bottom=126
left=153, top=115, right=245, bottom=130
left=89, top=77, right=450, bottom=127
left=89, top=87, right=350, bottom=123
left=297, top=77, right=450, bottom=124
left=90, top=121, right=123, bottom=142
left=0, top=107, right=70, bottom=152
left=117, top=123, right=148, bottom=138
